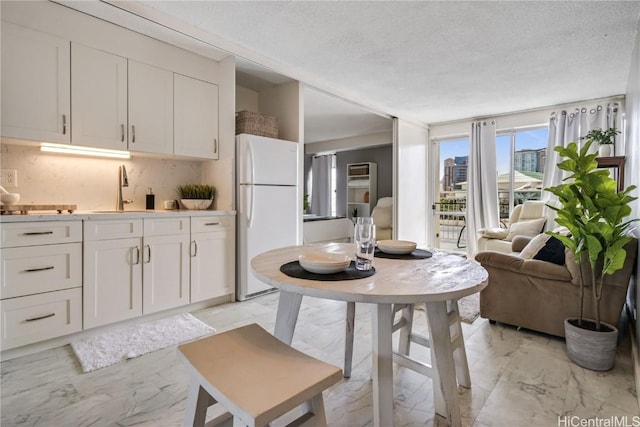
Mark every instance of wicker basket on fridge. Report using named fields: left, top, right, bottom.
left=235, top=110, right=279, bottom=138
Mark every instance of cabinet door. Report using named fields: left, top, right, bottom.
left=190, top=230, right=233, bottom=302
left=128, top=60, right=173, bottom=155
left=142, top=234, right=190, bottom=314
left=1, top=22, right=70, bottom=143
left=83, top=237, right=142, bottom=329
left=71, top=43, right=127, bottom=150
left=0, top=288, right=82, bottom=351
left=174, top=74, right=219, bottom=159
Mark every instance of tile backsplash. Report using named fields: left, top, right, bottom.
left=0, top=142, right=208, bottom=211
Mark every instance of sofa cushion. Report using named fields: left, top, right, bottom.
left=520, top=233, right=566, bottom=265
left=478, top=227, right=509, bottom=239
left=506, top=218, right=546, bottom=241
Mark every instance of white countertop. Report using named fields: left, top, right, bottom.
left=0, top=209, right=236, bottom=223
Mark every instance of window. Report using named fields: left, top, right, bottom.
left=496, top=127, right=548, bottom=222
left=433, top=137, right=470, bottom=252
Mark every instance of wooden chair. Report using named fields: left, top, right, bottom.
left=178, top=323, right=343, bottom=427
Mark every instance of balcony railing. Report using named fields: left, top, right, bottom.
left=434, top=192, right=542, bottom=250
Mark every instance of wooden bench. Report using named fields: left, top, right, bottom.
left=178, top=323, right=343, bottom=427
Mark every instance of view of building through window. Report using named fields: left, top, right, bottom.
left=434, top=126, right=549, bottom=251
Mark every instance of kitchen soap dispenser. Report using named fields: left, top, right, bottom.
left=146, top=188, right=155, bottom=210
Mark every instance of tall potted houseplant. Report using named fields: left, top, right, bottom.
left=545, top=137, right=637, bottom=370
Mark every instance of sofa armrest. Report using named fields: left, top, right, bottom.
left=475, top=251, right=573, bottom=282
left=511, top=235, right=533, bottom=252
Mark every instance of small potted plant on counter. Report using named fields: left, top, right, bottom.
left=177, top=184, right=215, bottom=210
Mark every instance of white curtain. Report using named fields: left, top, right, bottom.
left=541, top=102, right=620, bottom=229
left=311, top=155, right=332, bottom=216
left=467, top=120, right=499, bottom=257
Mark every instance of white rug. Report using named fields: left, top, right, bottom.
left=414, top=293, right=480, bottom=324
left=457, top=293, right=480, bottom=324
left=71, top=313, right=215, bottom=373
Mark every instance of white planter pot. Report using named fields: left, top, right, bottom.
left=598, top=144, right=613, bottom=157
left=181, top=199, right=213, bottom=210
left=564, top=318, right=618, bottom=371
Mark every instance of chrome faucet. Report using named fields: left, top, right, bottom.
left=116, top=164, right=133, bottom=211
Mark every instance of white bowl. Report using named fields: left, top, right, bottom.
left=298, top=252, right=351, bottom=274
left=181, top=199, right=212, bottom=210
left=1, top=193, right=20, bottom=205
left=377, top=240, right=417, bottom=255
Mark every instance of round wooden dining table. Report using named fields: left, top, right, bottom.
left=251, top=242, right=488, bottom=427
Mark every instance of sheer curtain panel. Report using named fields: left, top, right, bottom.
left=467, top=120, right=499, bottom=257
left=311, top=155, right=332, bottom=216
left=541, top=102, right=620, bottom=229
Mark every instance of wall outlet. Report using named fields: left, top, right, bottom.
left=0, top=169, right=18, bottom=187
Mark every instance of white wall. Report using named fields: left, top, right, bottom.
left=430, top=95, right=625, bottom=142
left=624, top=18, right=640, bottom=383
left=304, top=131, right=393, bottom=155
left=394, top=119, right=429, bottom=246
left=259, top=82, right=303, bottom=143
left=236, top=86, right=260, bottom=113
left=0, top=142, right=204, bottom=211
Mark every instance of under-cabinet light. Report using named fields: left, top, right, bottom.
left=41, top=143, right=130, bottom=159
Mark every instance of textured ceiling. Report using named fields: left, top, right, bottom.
left=139, top=0, right=640, bottom=126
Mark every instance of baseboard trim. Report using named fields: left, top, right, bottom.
left=1, top=294, right=233, bottom=362
left=631, top=326, right=640, bottom=411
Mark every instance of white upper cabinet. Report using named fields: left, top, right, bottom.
left=1, top=23, right=70, bottom=143
left=71, top=43, right=128, bottom=150
left=128, top=60, right=174, bottom=155
left=2, top=2, right=226, bottom=160
left=174, top=74, right=219, bottom=159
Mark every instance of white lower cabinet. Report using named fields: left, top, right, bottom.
left=83, top=236, right=143, bottom=329
left=84, top=217, right=191, bottom=328
left=83, top=220, right=143, bottom=329
left=142, top=218, right=190, bottom=314
left=1, top=213, right=234, bottom=350
left=0, top=221, right=83, bottom=350
left=1, top=288, right=82, bottom=350
left=190, top=215, right=235, bottom=302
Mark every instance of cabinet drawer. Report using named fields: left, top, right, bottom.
left=191, top=215, right=232, bottom=233
left=0, top=288, right=82, bottom=350
left=143, top=217, right=189, bottom=237
left=1, top=243, right=82, bottom=299
left=84, top=219, right=143, bottom=241
left=1, top=221, right=82, bottom=247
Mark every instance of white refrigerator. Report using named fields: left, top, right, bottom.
left=236, top=134, right=299, bottom=300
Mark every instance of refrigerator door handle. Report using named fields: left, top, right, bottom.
left=247, top=184, right=254, bottom=228
left=247, top=140, right=255, bottom=187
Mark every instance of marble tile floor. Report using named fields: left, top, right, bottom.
left=1, top=292, right=638, bottom=427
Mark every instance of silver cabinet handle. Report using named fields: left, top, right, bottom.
left=25, top=313, right=56, bottom=322
left=214, top=138, right=218, bottom=154
left=62, top=114, right=67, bottom=135
left=121, top=124, right=125, bottom=142
left=23, top=231, right=53, bottom=236
left=191, top=240, right=198, bottom=257
left=134, top=246, right=141, bottom=265
left=131, top=125, right=136, bottom=143
left=144, top=245, right=151, bottom=263
left=24, top=266, right=54, bottom=273
left=204, top=222, right=220, bottom=226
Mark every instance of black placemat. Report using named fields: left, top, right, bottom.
left=374, top=248, right=432, bottom=260
left=280, top=261, right=375, bottom=281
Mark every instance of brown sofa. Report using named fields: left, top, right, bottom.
left=475, top=236, right=638, bottom=337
